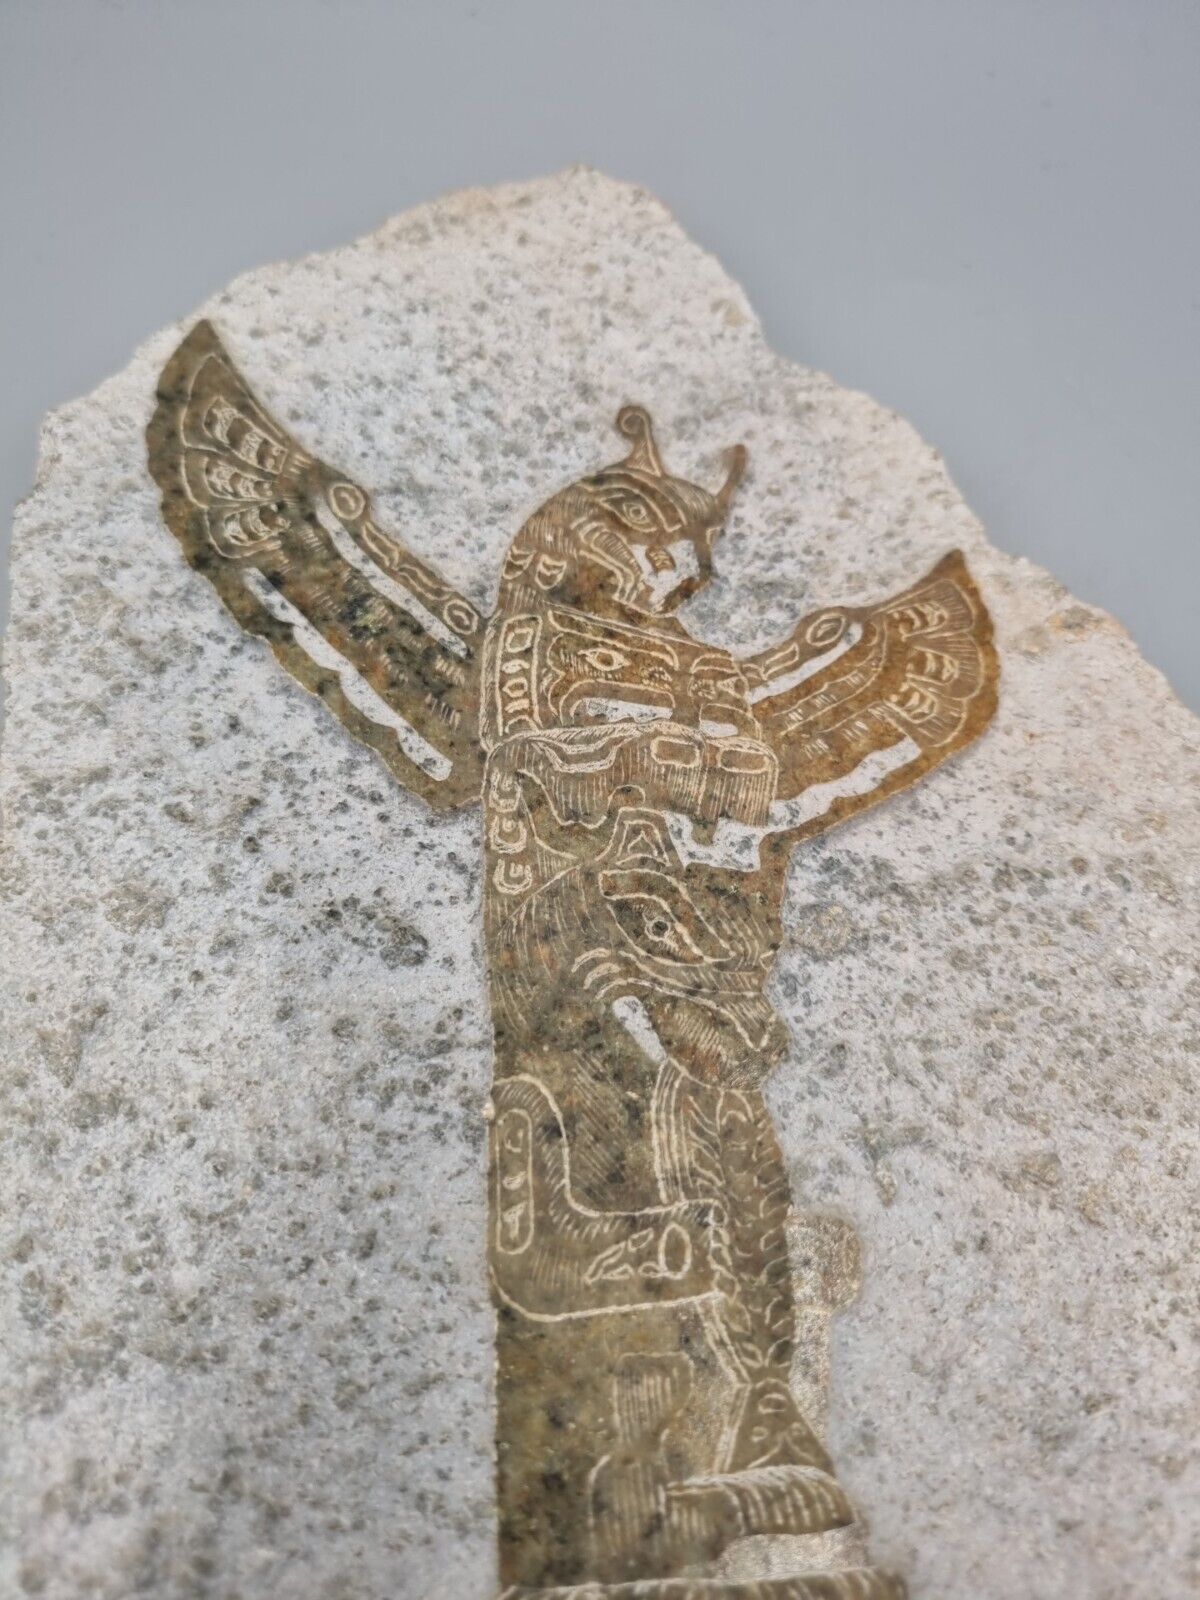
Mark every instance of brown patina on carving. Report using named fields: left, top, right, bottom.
left=148, top=322, right=998, bottom=1600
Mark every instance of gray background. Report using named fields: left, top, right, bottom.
left=2, top=0, right=1197, bottom=709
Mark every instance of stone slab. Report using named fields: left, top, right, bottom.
left=2, top=169, right=1198, bottom=1599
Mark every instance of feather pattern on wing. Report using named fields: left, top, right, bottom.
left=147, top=321, right=483, bottom=809
left=742, top=550, right=998, bottom=843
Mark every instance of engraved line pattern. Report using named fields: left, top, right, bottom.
left=148, top=335, right=995, bottom=1600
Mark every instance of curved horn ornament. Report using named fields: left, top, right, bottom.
left=614, top=403, right=664, bottom=475
left=715, top=442, right=748, bottom=517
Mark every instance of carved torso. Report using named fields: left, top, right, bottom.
left=479, top=594, right=836, bottom=1587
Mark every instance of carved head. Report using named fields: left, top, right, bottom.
left=500, top=406, right=747, bottom=616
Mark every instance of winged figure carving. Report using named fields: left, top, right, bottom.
left=148, top=321, right=998, bottom=1600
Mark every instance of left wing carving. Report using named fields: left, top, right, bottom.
left=742, top=550, right=998, bottom=844
left=147, top=320, right=484, bottom=809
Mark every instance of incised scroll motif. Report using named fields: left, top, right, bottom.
left=148, top=322, right=998, bottom=1599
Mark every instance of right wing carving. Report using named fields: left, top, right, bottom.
left=147, top=320, right=484, bottom=809
left=742, top=550, right=998, bottom=844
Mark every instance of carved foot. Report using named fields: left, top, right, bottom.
left=664, top=1463, right=853, bottom=1541
left=501, top=1566, right=907, bottom=1598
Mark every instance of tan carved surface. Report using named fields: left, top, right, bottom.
left=147, top=322, right=998, bottom=1598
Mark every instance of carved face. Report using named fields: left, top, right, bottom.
left=587, top=809, right=790, bottom=1077
left=485, top=728, right=788, bottom=1085
left=498, top=405, right=746, bottom=617
left=570, top=464, right=726, bottom=613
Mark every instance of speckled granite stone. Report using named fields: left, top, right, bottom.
left=2, top=169, right=1197, bottom=1600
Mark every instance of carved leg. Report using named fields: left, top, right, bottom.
left=651, top=1068, right=844, bottom=1490
left=587, top=1354, right=692, bottom=1579
left=491, top=1073, right=723, bottom=1590
left=491, top=1068, right=870, bottom=1591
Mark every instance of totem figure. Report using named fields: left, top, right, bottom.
left=149, top=323, right=998, bottom=1599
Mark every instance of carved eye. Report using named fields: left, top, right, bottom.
left=580, top=646, right=629, bottom=674
left=599, top=869, right=729, bottom=965
left=604, top=492, right=660, bottom=534
left=615, top=894, right=707, bottom=962
left=805, top=612, right=846, bottom=649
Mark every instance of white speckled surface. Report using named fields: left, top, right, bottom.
left=2, top=169, right=1198, bottom=1600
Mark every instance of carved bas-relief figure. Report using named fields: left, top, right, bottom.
left=148, top=323, right=998, bottom=1599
